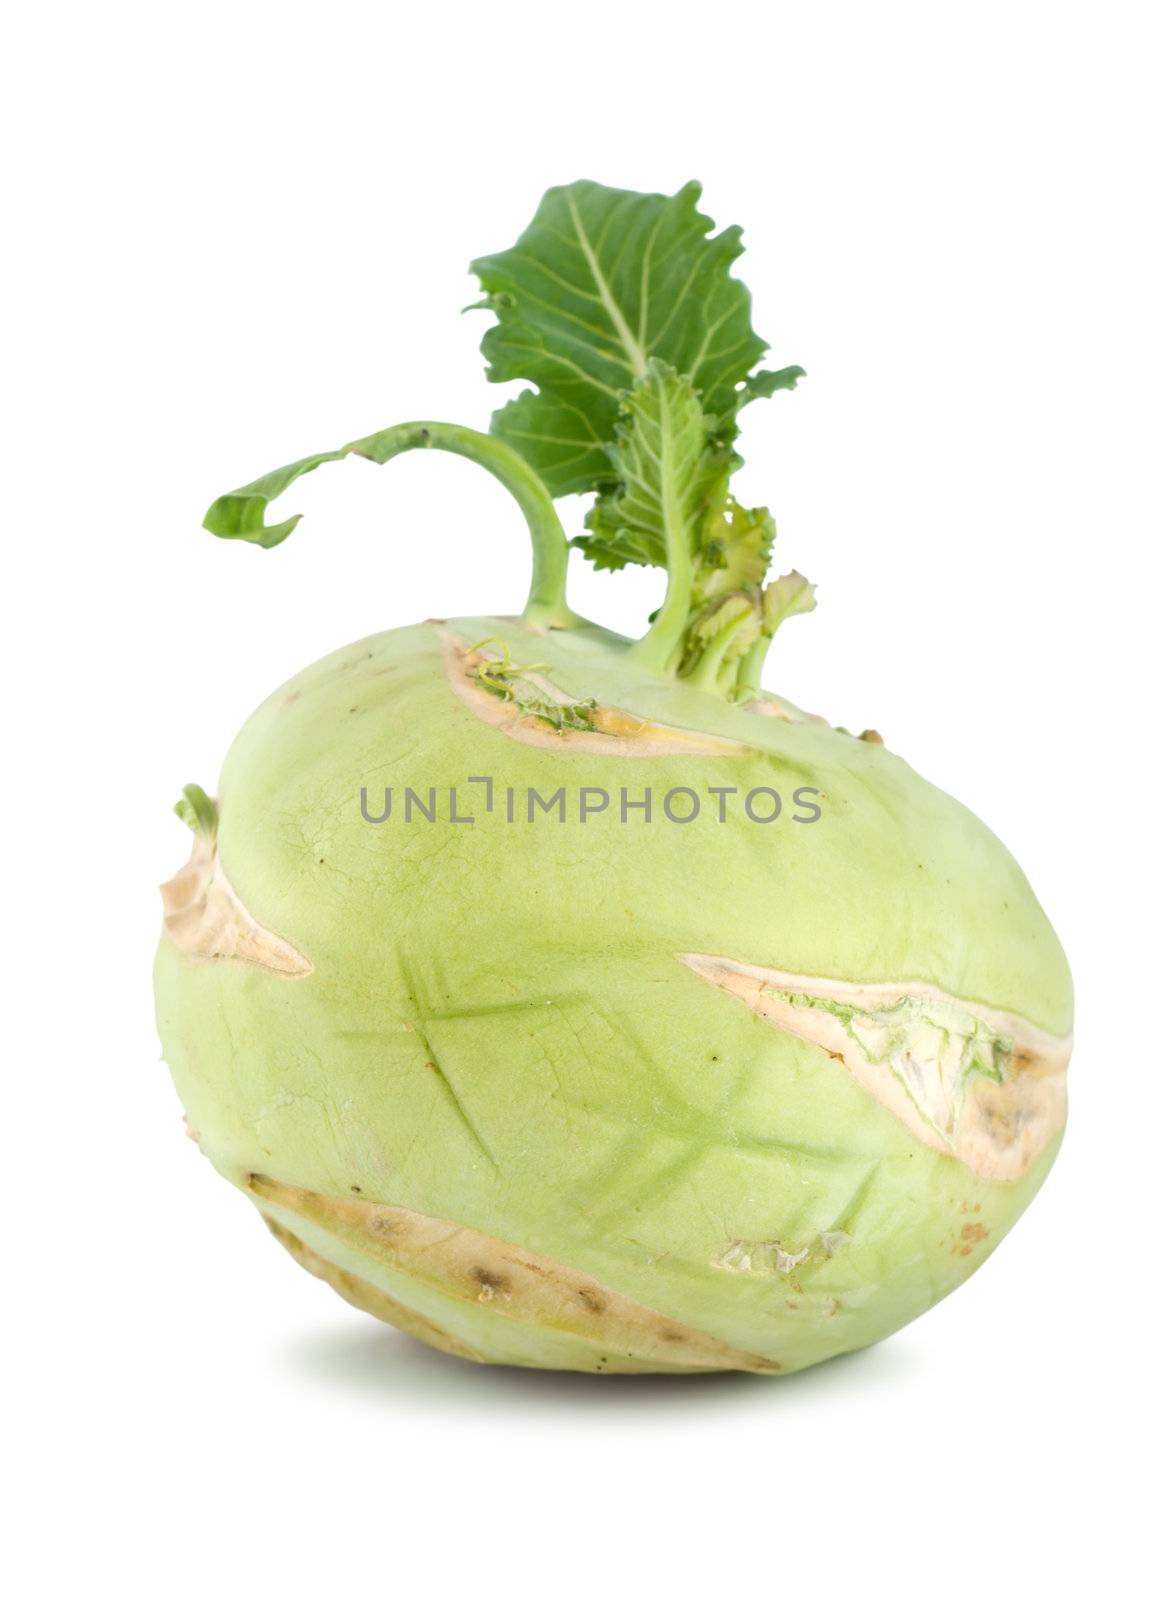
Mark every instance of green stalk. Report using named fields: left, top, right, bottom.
left=628, top=556, right=694, bottom=676
left=204, top=421, right=577, bottom=631
left=735, top=635, right=771, bottom=695
left=625, top=388, right=696, bottom=676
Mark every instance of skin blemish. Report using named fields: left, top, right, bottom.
left=244, top=1174, right=782, bottom=1373
left=681, top=953, right=1070, bottom=1183
left=475, top=1267, right=509, bottom=1301
left=160, top=835, right=313, bottom=977
left=264, top=1220, right=485, bottom=1364
left=443, top=632, right=748, bottom=757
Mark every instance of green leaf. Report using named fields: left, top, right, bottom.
left=573, top=361, right=729, bottom=576
left=690, top=592, right=761, bottom=657
left=204, top=450, right=348, bottom=547
left=679, top=589, right=764, bottom=693
left=695, top=501, right=776, bottom=602
left=471, top=179, right=799, bottom=497
left=762, top=570, right=817, bottom=635
left=737, top=365, right=806, bottom=408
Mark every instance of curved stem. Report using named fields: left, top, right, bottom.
left=348, top=424, right=574, bottom=628
left=204, top=421, right=578, bottom=631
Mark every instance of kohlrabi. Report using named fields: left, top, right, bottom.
left=155, top=180, right=1071, bottom=1375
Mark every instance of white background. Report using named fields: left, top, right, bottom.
left=6, top=2, right=1171, bottom=1594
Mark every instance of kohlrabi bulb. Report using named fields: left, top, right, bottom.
left=155, top=182, right=1071, bottom=1375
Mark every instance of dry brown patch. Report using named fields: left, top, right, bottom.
left=160, top=835, right=311, bottom=976
left=249, top=1174, right=781, bottom=1374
